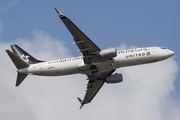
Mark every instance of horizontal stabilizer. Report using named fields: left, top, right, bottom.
left=6, top=50, right=29, bottom=69
left=16, top=73, right=28, bottom=86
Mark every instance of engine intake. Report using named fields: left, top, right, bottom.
left=106, top=73, right=123, bottom=83
left=99, top=48, right=117, bottom=58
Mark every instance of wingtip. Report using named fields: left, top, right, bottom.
left=77, top=97, right=82, bottom=103
left=54, top=7, right=65, bottom=18
left=77, top=97, right=84, bottom=109
left=79, top=104, right=84, bottom=110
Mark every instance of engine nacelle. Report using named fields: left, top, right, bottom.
left=106, top=73, right=123, bottom=83
left=99, top=48, right=117, bottom=58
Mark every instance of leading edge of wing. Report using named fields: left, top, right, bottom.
left=54, top=8, right=101, bottom=64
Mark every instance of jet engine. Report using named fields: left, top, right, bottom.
left=106, top=73, right=123, bottom=83
left=99, top=48, right=117, bottom=58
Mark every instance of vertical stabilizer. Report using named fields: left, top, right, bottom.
left=11, top=44, right=43, bottom=64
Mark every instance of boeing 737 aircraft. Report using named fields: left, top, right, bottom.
left=6, top=8, right=175, bottom=109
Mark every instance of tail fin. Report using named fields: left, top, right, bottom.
left=6, top=50, right=29, bottom=86
left=11, top=44, right=44, bottom=64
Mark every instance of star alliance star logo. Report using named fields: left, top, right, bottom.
left=20, top=54, right=30, bottom=63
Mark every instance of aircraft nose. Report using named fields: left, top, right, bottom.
left=167, top=49, right=175, bottom=57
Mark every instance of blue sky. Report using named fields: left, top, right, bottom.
left=1, top=1, right=180, bottom=56
left=0, top=0, right=180, bottom=119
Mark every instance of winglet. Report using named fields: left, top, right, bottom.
left=54, top=7, right=65, bottom=18
left=77, top=97, right=84, bottom=109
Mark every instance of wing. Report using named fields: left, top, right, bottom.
left=78, top=69, right=115, bottom=109
left=78, top=78, right=105, bottom=109
left=55, top=8, right=111, bottom=64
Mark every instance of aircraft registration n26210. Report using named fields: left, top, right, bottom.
left=6, top=8, right=175, bottom=109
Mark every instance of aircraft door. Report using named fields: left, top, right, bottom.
left=152, top=47, right=156, bottom=52
left=39, top=63, right=43, bottom=69
left=56, top=65, right=61, bottom=74
left=39, top=63, right=43, bottom=75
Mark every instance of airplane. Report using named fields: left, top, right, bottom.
left=6, top=8, right=175, bottom=109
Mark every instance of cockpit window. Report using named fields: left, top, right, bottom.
left=161, top=47, right=166, bottom=49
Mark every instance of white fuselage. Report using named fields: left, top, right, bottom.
left=18, top=47, right=175, bottom=76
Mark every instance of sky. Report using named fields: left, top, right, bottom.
left=0, top=0, right=180, bottom=120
